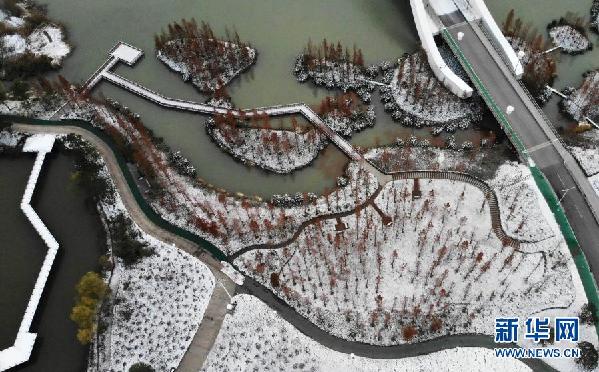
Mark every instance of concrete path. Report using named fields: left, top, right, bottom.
left=11, top=124, right=235, bottom=372
left=178, top=276, right=235, bottom=372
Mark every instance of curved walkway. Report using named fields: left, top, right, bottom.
left=392, top=170, right=522, bottom=248
left=232, top=168, right=524, bottom=262
left=240, top=276, right=556, bottom=371
left=10, top=122, right=555, bottom=372
left=229, top=185, right=384, bottom=260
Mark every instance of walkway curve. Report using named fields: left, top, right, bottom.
left=232, top=169, right=527, bottom=261
left=8, top=120, right=556, bottom=372
left=240, top=276, right=557, bottom=372
left=229, top=184, right=385, bottom=260
left=392, top=170, right=524, bottom=248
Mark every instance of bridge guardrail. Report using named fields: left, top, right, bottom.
left=475, top=19, right=571, bottom=151
left=442, top=29, right=530, bottom=162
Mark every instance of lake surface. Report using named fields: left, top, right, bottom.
left=486, top=0, right=599, bottom=91
left=41, top=0, right=499, bottom=198
left=2, top=1, right=598, bottom=369
left=40, top=0, right=598, bottom=197
left=0, top=153, right=104, bottom=371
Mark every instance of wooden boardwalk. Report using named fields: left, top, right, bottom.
left=82, top=43, right=365, bottom=164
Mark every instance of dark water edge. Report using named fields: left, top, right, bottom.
left=1, top=152, right=105, bottom=372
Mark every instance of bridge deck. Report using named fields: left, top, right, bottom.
left=447, top=23, right=554, bottom=161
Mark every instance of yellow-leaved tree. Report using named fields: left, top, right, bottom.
left=70, top=271, right=108, bottom=344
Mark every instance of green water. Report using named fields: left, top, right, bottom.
left=41, top=0, right=428, bottom=198
left=1, top=1, right=597, bottom=370
left=486, top=0, right=599, bottom=90
left=38, top=0, right=598, bottom=197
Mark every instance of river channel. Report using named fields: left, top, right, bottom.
left=2, top=1, right=598, bottom=370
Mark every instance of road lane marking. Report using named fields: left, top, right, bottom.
left=557, top=173, right=565, bottom=187
left=527, top=139, right=559, bottom=154
left=575, top=204, right=584, bottom=219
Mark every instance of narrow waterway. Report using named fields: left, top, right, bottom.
left=0, top=153, right=105, bottom=371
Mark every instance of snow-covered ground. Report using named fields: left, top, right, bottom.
left=0, top=8, right=24, bottom=27
left=560, top=70, right=599, bottom=123
left=0, top=3, right=70, bottom=65
left=92, top=240, right=214, bottom=372
left=156, top=27, right=256, bottom=93
left=206, top=118, right=328, bottom=174
left=548, top=22, right=592, bottom=54
left=26, top=26, right=70, bottom=64
left=380, top=51, right=483, bottom=134
left=202, top=294, right=532, bottom=372
left=234, top=162, right=584, bottom=348
left=60, top=99, right=379, bottom=256
left=0, top=97, right=64, bottom=119
left=489, top=162, right=555, bottom=241
left=568, top=143, right=599, bottom=177
left=57, top=137, right=215, bottom=372
left=322, top=101, right=376, bottom=137
left=0, top=129, right=24, bottom=148
left=294, top=54, right=377, bottom=103
left=364, top=142, right=503, bottom=177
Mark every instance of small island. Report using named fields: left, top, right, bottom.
left=547, top=14, right=593, bottom=55
left=0, top=1, right=70, bottom=81
left=380, top=50, right=483, bottom=134
left=155, top=19, right=256, bottom=94
left=294, top=39, right=377, bottom=102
